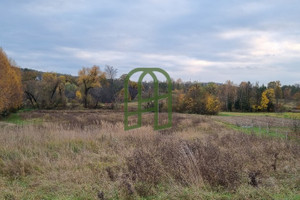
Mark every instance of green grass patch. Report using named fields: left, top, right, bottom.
left=219, top=112, right=300, bottom=120
left=218, top=121, right=286, bottom=138
left=2, top=113, right=24, bottom=125
left=1, top=111, right=42, bottom=125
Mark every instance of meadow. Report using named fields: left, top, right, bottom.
left=0, top=110, right=299, bottom=200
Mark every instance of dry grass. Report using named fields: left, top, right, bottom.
left=0, top=110, right=299, bottom=199
left=214, top=115, right=300, bottom=140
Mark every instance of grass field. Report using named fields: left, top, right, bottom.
left=215, top=112, right=300, bottom=141
left=219, top=112, right=300, bottom=120
left=0, top=110, right=299, bottom=199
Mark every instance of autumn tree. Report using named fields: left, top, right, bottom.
left=205, top=94, right=221, bottom=115
left=118, top=73, right=139, bottom=101
left=261, top=88, right=275, bottom=112
left=22, top=70, right=67, bottom=109
left=128, top=81, right=138, bottom=101
left=268, top=81, right=282, bottom=106
left=22, top=69, right=42, bottom=108
left=184, top=84, right=205, bottom=114
left=172, top=89, right=186, bottom=112
left=78, top=66, right=106, bottom=108
left=250, top=82, right=266, bottom=112
left=118, top=80, right=139, bottom=103
left=183, top=84, right=221, bottom=115
left=0, top=48, right=23, bottom=116
left=89, top=76, right=109, bottom=108
left=41, top=73, right=66, bottom=108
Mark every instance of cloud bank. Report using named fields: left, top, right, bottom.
left=1, top=0, right=300, bottom=85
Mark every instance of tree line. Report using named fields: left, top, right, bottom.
left=1, top=48, right=300, bottom=117
left=173, top=80, right=300, bottom=114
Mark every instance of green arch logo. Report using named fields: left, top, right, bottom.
left=124, top=68, right=172, bottom=131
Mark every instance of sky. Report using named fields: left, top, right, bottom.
left=1, top=0, right=300, bottom=85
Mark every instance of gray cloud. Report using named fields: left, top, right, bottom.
left=1, top=0, right=300, bottom=85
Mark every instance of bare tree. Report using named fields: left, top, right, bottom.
left=105, top=65, right=118, bottom=81
left=103, top=65, right=119, bottom=104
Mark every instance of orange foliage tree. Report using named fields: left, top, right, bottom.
left=0, top=48, right=23, bottom=116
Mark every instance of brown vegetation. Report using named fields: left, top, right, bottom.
left=0, top=111, right=299, bottom=199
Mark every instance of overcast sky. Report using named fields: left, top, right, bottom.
left=1, top=0, right=300, bottom=85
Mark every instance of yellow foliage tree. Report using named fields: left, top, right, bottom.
left=261, top=92, right=269, bottom=111
left=76, top=90, right=82, bottom=100
left=0, top=48, right=23, bottom=116
left=172, top=89, right=186, bottom=112
left=205, top=94, right=221, bottom=115
left=78, top=66, right=106, bottom=108
left=251, top=105, right=262, bottom=112
left=261, top=88, right=275, bottom=111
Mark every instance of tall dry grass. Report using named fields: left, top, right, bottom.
left=0, top=111, right=299, bottom=199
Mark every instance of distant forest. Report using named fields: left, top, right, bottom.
left=1, top=48, right=300, bottom=117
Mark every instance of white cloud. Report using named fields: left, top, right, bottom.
left=218, top=29, right=260, bottom=40
left=218, top=29, right=300, bottom=62
left=58, top=47, right=216, bottom=75
left=59, top=46, right=285, bottom=82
